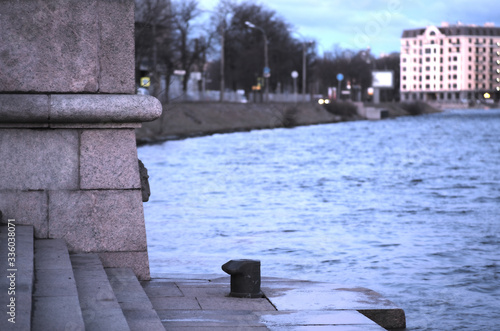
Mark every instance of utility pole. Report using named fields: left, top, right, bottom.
left=246, top=21, right=269, bottom=102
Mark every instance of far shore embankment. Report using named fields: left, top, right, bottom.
left=136, top=101, right=441, bottom=145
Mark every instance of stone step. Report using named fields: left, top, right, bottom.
left=31, top=239, right=85, bottom=331
left=71, top=254, right=131, bottom=331
left=105, top=268, right=165, bottom=331
left=0, top=224, right=34, bottom=330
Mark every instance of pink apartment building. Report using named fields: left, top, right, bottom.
left=400, top=22, right=500, bottom=103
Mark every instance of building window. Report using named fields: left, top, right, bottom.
left=453, top=65, right=457, bottom=70
left=425, top=48, right=431, bottom=54
left=403, top=84, right=407, bottom=89
left=403, top=76, right=407, bottom=80
left=425, top=75, right=430, bottom=80
left=453, top=74, right=457, bottom=79
left=403, top=58, right=407, bottom=63
left=425, top=84, right=430, bottom=89
left=425, top=66, right=431, bottom=71
left=403, top=67, right=407, bottom=71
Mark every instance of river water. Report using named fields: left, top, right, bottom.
left=138, top=108, right=500, bottom=330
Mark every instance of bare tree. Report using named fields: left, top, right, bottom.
left=135, top=0, right=175, bottom=102
left=172, top=0, right=213, bottom=94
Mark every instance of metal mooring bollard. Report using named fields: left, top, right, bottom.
left=221, top=259, right=263, bottom=298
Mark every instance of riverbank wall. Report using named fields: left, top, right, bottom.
left=136, top=101, right=441, bottom=145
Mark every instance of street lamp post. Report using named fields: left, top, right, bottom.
left=245, top=21, right=269, bottom=102
left=289, top=29, right=310, bottom=102
left=301, top=42, right=306, bottom=102
left=220, top=23, right=225, bottom=102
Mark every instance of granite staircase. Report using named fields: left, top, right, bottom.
left=0, top=225, right=164, bottom=330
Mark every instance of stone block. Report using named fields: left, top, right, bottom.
left=0, top=190, right=48, bottom=238
left=0, top=94, right=49, bottom=123
left=98, top=0, right=135, bottom=93
left=0, top=0, right=135, bottom=93
left=0, top=129, right=79, bottom=190
left=150, top=297, right=201, bottom=310
left=33, top=268, right=79, bottom=297
left=48, top=190, right=147, bottom=252
left=100, top=252, right=150, bottom=281
left=32, top=296, right=85, bottom=331
left=34, top=239, right=73, bottom=271
left=120, top=309, right=165, bottom=331
left=50, top=94, right=162, bottom=123
left=80, top=129, right=141, bottom=189
left=142, top=282, right=183, bottom=298
left=0, top=0, right=99, bottom=92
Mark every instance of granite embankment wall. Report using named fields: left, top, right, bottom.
left=135, top=101, right=441, bottom=145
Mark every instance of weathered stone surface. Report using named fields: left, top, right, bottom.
left=138, top=159, right=151, bottom=202
left=32, top=296, right=85, bottom=331
left=0, top=0, right=136, bottom=93
left=48, top=190, right=147, bottom=253
left=0, top=0, right=99, bottom=92
left=0, top=94, right=49, bottom=122
left=50, top=123, right=142, bottom=129
left=0, top=130, right=79, bottom=190
left=80, top=129, right=141, bottom=189
left=101, top=252, right=151, bottom=281
left=98, top=0, right=135, bottom=93
left=50, top=94, right=162, bottom=123
left=0, top=191, right=48, bottom=238
left=0, top=226, right=33, bottom=331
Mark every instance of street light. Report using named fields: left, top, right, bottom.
left=289, top=29, right=311, bottom=102
left=245, top=21, right=269, bottom=102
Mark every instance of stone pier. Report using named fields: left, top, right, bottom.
left=0, top=0, right=161, bottom=280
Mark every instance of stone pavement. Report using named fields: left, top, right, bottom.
left=0, top=225, right=405, bottom=330
left=143, top=274, right=406, bottom=330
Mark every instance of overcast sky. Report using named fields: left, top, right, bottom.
left=199, top=0, right=499, bottom=57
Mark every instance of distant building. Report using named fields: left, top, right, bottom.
left=400, top=22, right=500, bottom=103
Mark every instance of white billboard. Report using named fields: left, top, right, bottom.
left=372, top=71, right=394, bottom=88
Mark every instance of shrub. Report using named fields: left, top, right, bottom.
left=323, top=101, right=358, bottom=119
